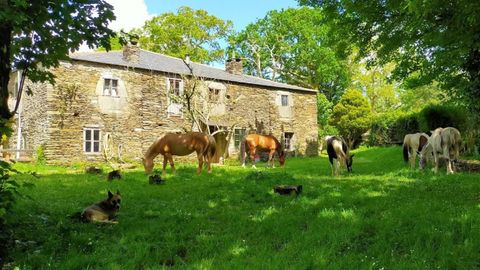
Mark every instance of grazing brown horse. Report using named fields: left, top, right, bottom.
left=240, top=134, right=285, bottom=168
left=142, top=132, right=216, bottom=175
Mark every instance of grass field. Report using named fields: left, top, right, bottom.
left=6, top=146, right=480, bottom=269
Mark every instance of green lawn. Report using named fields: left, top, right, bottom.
left=6, top=146, right=480, bottom=269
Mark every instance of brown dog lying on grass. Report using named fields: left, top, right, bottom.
left=80, top=190, right=121, bottom=224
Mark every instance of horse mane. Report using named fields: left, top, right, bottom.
left=271, top=135, right=284, bottom=153
left=144, top=137, right=162, bottom=160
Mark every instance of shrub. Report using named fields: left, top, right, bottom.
left=417, top=104, right=468, bottom=132
left=330, top=89, right=373, bottom=148
left=368, top=111, right=404, bottom=146
left=391, top=112, right=420, bottom=143
left=36, top=145, right=46, bottom=165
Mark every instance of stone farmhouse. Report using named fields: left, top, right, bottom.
left=7, top=44, right=318, bottom=163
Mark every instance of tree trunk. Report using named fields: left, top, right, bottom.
left=0, top=23, right=13, bottom=127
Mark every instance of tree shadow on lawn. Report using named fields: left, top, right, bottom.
left=8, top=153, right=480, bottom=269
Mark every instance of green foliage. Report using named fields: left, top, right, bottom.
left=368, top=111, right=405, bottom=146
left=418, top=104, right=469, bottom=132
left=229, top=7, right=350, bottom=99
left=299, top=0, right=480, bottom=113
left=399, top=84, right=446, bottom=112
left=391, top=113, right=421, bottom=142
left=7, top=148, right=480, bottom=269
left=0, top=160, right=21, bottom=266
left=330, top=89, right=372, bottom=147
left=2, top=0, right=115, bottom=84
left=317, top=93, right=333, bottom=127
left=36, top=145, right=46, bottom=165
left=137, top=6, right=233, bottom=63
left=348, top=60, right=400, bottom=113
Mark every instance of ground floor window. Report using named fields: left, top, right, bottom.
left=234, top=128, right=246, bottom=149
left=283, top=132, right=294, bottom=151
left=84, top=128, right=100, bottom=153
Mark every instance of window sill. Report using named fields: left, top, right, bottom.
left=84, top=152, right=102, bottom=155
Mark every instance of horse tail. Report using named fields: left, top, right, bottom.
left=240, top=137, right=247, bottom=165
left=208, top=135, right=217, bottom=161
left=403, top=142, right=409, bottom=163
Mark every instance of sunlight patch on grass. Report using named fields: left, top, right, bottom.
left=230, top=242, right=248, bottom=256
left=318, top=208, right=357, bottom=221
left=195, top=258, right=214, bottom=270
left=298, top=196, right=322, bottom=206
left=207, top=200, right=217, bottom=208
left=251, top=206, right=278, bottom=222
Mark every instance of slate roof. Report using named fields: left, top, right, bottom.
left=69, top=49, right=316, bottom=93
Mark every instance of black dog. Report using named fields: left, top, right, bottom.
left=107, top=170, right=121, bottom=181
left=274, top=185, right=302, bottom=196
left=149, top=174, right=165, bottom=185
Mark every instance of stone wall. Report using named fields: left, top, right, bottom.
left=15, top=60, right=318, bottom=164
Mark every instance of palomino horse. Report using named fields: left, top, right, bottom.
left=326, top=136, right=354, bottom=176
left=402, top=132, right=429, bottom=168
left=419, top=127, right=461, bottom=174
left=142, top=132, right=216, bottom=175
left=240, top=134, right=285, bottom=168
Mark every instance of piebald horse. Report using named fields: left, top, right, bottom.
left=142, top=132, right=216, bottom=175
left=326, top=136, right=354, bottom=176
left=402, top=133, right=429, bottom=168
left=240, top=134, right=286, bottom=168
left=419, top=127, right=461, bottom=174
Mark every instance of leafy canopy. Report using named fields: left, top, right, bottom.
left=229, top=7, right=350, bottom=100
left=137, top=6, right=233, bottom=64
left=298, top=0, right=480, bottom=112
left=2, top=0, right=115, bottom=84
left=0, top=0, right=115, bottom=122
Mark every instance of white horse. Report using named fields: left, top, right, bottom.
left=402, top=133, right=429, bottom=168
left=419, top=127, right=461, bottom=174
left=326, top=136, right=354, bottom=176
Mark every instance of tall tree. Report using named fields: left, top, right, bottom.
left=137, top=6, right=233, bottom=64
left=229, top=7, right=350, bottom=101
left=0, top=0, right=115, bottom=134
left=299, top=0, right=480, bottom=113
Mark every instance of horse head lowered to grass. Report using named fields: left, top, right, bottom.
left=240, top=133, right=285, bottom=168
left=326, top=136, right=354, bottom=176
left=403, top=132, right=430, bottom=169
left=142, top=132, right=216, bottom=175
left=419, top=127, right=461, bottom=174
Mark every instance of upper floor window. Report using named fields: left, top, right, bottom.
left=103, top=78, right=118, bottom=96
left=209, top=87, right=221, bottom=102
left=84, top=128, right=100, bottom=153
left=167, top=78, right=183, bottom=116
left=168, top=78, right=183, bottom=102
left=281, top=95, right=289, bottom=106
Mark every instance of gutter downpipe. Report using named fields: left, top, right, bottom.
left=15, top=70, right=22, bottom=160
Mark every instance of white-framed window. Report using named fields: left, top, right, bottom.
left=167, top=78, right=183, bottom=116
left=281, top=94, right=289, bottom=106
left=103, top=78, right=118, bottom=96
left=283, top=132, right=294, bottom=151
left=233, top=128, right=246, bottom=150
left=84, top=128, right=101, bottom=153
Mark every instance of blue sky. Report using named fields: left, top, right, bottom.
left=145, top=0, right=299, bottom=31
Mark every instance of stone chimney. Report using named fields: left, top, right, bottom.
left=122, top=40, right=140, bottom=64
left=225, top=58, right=243, bottom=75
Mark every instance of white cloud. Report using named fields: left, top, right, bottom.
left=77, top=0, right=151, bottom=52
left=106, top=0, right=151, bottom=31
